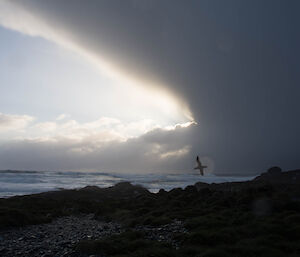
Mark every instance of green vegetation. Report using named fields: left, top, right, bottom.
left=76, top=230, right=176, bottom=257
left=1, top=172, right=300, bottom=256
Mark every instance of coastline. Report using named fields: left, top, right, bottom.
left=0, top=170, right=255, bottom=198
left=0, top=169, right=299, bottom=256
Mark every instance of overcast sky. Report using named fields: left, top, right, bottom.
left=0, top=0, right=299, bottom=174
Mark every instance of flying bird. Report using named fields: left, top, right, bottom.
left=194, top=156, right=207, bottom=175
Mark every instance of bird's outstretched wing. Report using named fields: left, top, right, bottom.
left=196, top=156, right=202, bottom=166
left=199, top=168, right=204, bottom=176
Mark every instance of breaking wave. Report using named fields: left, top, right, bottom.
left=0, top=170, right=255, bottom=197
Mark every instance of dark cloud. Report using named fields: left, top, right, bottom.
left=5, top=0, right=300, bottom=173
left=0, top=125, right=198, bottom=173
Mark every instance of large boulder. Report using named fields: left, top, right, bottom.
left=267, top=166, right=282, bottom=175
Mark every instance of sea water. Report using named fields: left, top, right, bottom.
left=0, top=170, right=255, bottom=198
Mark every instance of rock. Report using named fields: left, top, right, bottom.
left=0, top=214, right=123, bottom=257
left=267, top=166, right=282, bottom=174
left=254, top=168, right=300, bottom=184
left=158, top=188, right=167, bottom=195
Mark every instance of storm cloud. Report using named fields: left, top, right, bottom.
left=0, top=0, right=299, bottom=173
left=0, top=123, right=198, bottom=173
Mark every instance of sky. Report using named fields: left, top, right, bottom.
left=0, top=0, right=299, bottom=175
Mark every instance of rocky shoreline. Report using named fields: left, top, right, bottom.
left=0, top=168, right=299, bottom=257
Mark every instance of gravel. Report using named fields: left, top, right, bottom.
left=0, top=214, right=122, bottom=257
left=135, top=220, right=188, bottom=249
left=0, top=215, right=187, bottom=256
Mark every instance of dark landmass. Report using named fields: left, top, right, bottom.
left=0, top=169, right=300, bottom=257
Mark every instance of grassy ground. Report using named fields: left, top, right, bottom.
left=1, top=173, right=300, bottom=256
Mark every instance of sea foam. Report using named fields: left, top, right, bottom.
left=0, top=170, right=254, bottom=197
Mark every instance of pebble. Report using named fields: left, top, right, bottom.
left=0, top=216, right=187, bottom=256
left=0, top=214, right=122, bottom=257
left=135, top=219, right=188, bottom=248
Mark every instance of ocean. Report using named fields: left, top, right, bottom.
left=0, top=170, right=255, bottom=198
